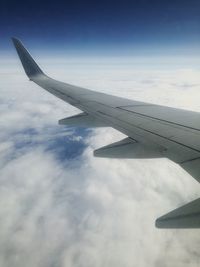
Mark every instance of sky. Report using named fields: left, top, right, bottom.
left=1, top=1, right=200, bottom=267
left=1, top=0, right=200, bottom=55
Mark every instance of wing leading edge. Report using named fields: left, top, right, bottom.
left=12, top=38, right=200, bottom=228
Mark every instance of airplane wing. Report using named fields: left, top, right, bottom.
left=12, top=38, right=200, bottom=228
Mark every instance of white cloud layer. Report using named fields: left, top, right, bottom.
left=1, top=56, right=200, bottom=267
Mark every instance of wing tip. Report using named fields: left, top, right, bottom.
left=11, top=37, right=45, bottom=78
left=11, top=37, right=22, bottom=47
left=11, top=36, right=18, bottom=42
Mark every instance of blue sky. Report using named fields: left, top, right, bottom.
left=1, top=0, right=200, bottom=56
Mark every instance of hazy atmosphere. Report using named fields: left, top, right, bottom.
left=1, top=0, right=200, bottom=266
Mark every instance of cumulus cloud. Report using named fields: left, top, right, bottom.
left=1, top=56, right=200, bottom=267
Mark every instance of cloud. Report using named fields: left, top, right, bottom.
left=1, top=57, right=200, bottom=267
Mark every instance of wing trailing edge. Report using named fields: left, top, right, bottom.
left=180, top=158, right=200, bottom=184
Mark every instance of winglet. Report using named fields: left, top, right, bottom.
left=12, top=37, right=45, bottom=78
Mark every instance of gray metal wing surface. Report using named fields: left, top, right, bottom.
left=12, top=38, right=200, bottom=228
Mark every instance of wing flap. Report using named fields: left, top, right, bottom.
left=59, top=112, right=107, bottom=128
left=94, top=137, right=165, bottom=158
left=156, top=198, right=200, bottom=228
